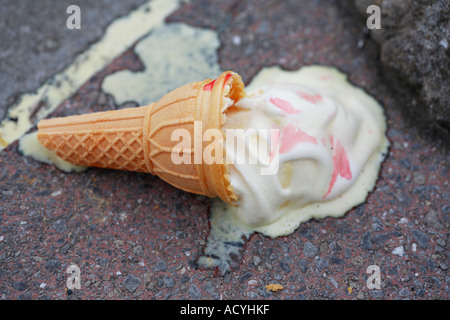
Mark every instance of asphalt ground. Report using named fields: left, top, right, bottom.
left=0, top=0, right=448, bottom=301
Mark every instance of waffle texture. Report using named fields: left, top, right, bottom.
left=37, top=72, right=245, bottom=204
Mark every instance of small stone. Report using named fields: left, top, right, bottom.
left=163, top=275, right=175, bottom=288
left=413, top=172, right=425, bottom=185
left=399, top=287, right=411, bottom=297
left=319, top=242, right=328, bottom=254
left=424, top=209, right=442, bottom=229
left=188, top=284, right=202, bottom=299
left=436, top=238, right=445, bottom=247
left=351, top=256, right=364, bottom=267
left=11, top=281, right=28, bottom=292
left=32, top=256, right=43, bottom=262
left=392, top=246, right=405, bottom=257
left=298, top=258, right=307, bottom=273
left=2, top=190, right=13, bottom=196
left=152, top=260, right=167, bottom=272
left=303, top=241, right=318, bottom=258
left=356, top=291, right=364, bottom=300
left=98, top=257, right=109, bottom=268
left=51, top=190, right=62, bottom=197
left=372, top=233, right=390, bottom=245
left=369, top=290, right=385, bottom=299
left=415, top=289, right=426, bottom=297
left=45, top=259, right=61, bottom=272
left=411, top=229, right=429, bottom=249
left=329, top=277, right=338, bottom=289
left=53, top=219, right=67, bottom=233
left=315, top=256, right=329, bottom=271
left=232, top=35, right=242, bottom=46
left=361, top=231, right=373, bottom=250
left=132, top=245, right=143, bottom=256
left=252, top=255, right=261, bottom=266
left=123, top=274, right=141, bottom=293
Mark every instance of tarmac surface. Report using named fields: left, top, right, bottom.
left=0, top=0, right=449, bottom=300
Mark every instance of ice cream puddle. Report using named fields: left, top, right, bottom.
left=23, top=64, right=388, bottom=275
left=19, top=131, right=87, bottom=173
left=198, top=65, right=389, bottom=273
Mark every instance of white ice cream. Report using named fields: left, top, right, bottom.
left=222, top=65, right=389, bottom=236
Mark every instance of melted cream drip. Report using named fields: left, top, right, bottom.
left=197, top=65, right=389, bottom=272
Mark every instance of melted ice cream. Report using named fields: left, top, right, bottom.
left=223, top=65, right=389, bottom=236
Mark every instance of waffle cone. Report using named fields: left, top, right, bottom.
left=37, top=71, right=245, bottom=204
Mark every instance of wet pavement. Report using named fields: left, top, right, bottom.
left=0, top=0, right=448, bottom=300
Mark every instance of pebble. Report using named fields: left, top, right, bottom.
left=356, top=291, right=364, bottom=300
left=424, top=209, right=442, bottom=229
left=329, top=277, right=338, bottom=289
left=123, top=274, right=141, bottom=293
left=411, top=229, right=429, bottom=249
left=188, top=284, right=202, bottom=299
left=11, top=281, right=28, bottom=292
left=2, top=190, right=13, bottom=196
left=45, top=259, right=61, bottom=272
left=361, top=231, right=373, bottom=250
left=413, top=172, right=426, bottom=185
left=392, top=246, right=405, bottom=257
left=369, top=290, right=385, bottom=299
left=51, top=190, right=62, bottom=197
left=399, top=287, right=411, bottom=297
left=315, top=256, right=329, bottom=271
left=298, top=258, right=307, bottom=273
left=232, top=35, right=242, bottom=46
left=303, top=241, right=318, bottom=258
left=351, top=256, right=364, bottom=267
left=152, top=260, right=167, bottom=272
left=53, top=219, right=67, bottom=233
left=163, top=275, right=175, bottom=288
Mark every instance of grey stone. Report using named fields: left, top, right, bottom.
left=53, top=219, right=67, bottom=233
left=11, top=281, right=28, bottom=292
left=315, top=256, right=329, bottom=271
left=424, top=209, right=442, bottom=229
left=399, top=287, right=411, bottom=297
left=152, top=260, right=167, bottom=272
left=45, top=259, right=61, bottom=272
left=188, top=284, right=202, bottom=299
left=369, top=289, right=385, bottom=299
left=361, top=231, right=373, bottom=251
left=298, top=258, right=308, bottom=273
left=353, top=0, right=450, bottom=131
left=163, top=275, right=175, bottom=288
left=303, top=241, right=318, bottom=258
left=123, top=274, right=141, bottom=293
left=411, top=229, right=429, bottom=249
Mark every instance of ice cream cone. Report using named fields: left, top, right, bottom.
left=37, top=71, right=245, bottom=205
